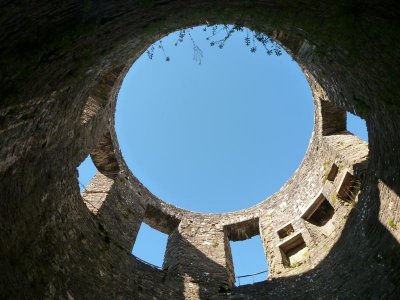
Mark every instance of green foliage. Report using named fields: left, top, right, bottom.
left=349, top=199, right=356, bottom=208
left=289, top=262, right=300, bottom=268
left=146, top=24, right=282, bottom=64
left=388, top=219, right=397, bottom=230
left=330, top=193, right=337, bottom=206
left=3, top=0, right=399, bottom=113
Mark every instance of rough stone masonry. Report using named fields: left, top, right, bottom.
left=0, top=1, right=399, bottom=299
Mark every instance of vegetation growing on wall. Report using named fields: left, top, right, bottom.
left=388, top=219, right=397, bottom=230
left=1, top=0, right=399, bottom=114
left=145, top=24, right=282, bottom=64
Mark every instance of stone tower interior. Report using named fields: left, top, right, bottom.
left=0, top=1, right=399, bottom=299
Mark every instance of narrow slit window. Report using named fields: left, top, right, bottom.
left=327, top=163, right=339, bottom=182
left=77, top=155, right=97, bottom=191
left=132, top=223, right=168, bottom=269
left=230, top=235, right=269, bottom=286
left=347, top=112, right=368, bottom=142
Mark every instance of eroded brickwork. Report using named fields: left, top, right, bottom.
left=1, top=1, right=399, bottom=299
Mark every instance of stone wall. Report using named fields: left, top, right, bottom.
left=163, top=219, right=235, bottom=298
left=1, top=1, right=399, bottom=299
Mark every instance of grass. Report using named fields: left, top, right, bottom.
left=388, top=219, right=397, bottom=230
left=349, top=199, right=356, bottom=208
left=289, top=262, right=300, bottom=268
left=302, top=249, right=310, bottom=260
left=330, top=193, right=337, bottom=206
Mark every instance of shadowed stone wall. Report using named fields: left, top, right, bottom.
left=163, top=219, right=235, bottom=298
left=0, top=1, right=399, bottom=299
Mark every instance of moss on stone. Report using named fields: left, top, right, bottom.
left=388, top=219, right=397, bottom=230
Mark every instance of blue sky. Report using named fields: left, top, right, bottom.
left=78, top=25, right=367, bottom=285
left=116, top=26, right=314, bottom=213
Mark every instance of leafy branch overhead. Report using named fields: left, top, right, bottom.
left=146, top=24, right=282, bottom=64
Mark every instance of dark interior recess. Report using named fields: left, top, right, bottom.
left=307, top=199, right=334, bottom=227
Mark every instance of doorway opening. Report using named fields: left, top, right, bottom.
left=230, top=235, right=269, bottom=286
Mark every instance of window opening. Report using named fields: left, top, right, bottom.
left=347, top=112, right=368, bottom=142
left=230, top=235, right=269, bottom=286
left=307, top=199, right=334, bottom=226
left=326, top=163, right=339, bottom=182
left=337, top=171, right=361, bottom=202
left=77, top=155, right=97, bottom=191
left=302, top=194, right=334, bottom=227
left=277, top=231, right=308, bottom=268
left=132, top=223, right=168, bottom=269
left=277, top=223, right=295, bottom=239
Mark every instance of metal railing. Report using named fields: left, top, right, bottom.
left=236, top=270, right=268, bottom=286
left=132, top=255, right=268, bottom=285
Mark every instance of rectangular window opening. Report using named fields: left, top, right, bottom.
left=277, top=232, right=308, bottom=268
left=277, top=223, right=295, bottom=239
left=327, top=163, right=339, bottom=181
left=132, top=222, right=168, bottom=269
left=230, top=235, right=269, bottom=286
left=302, top=194, right=334, bottom=227
left=308, top=199, right=334, bottom=226
left=337, top=171, right=361, bottom=202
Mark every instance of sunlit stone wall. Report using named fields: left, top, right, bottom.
left=0, top=1, right=399, bottom=299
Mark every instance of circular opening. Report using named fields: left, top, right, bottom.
left=116, top=25, right=313, bottom=213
